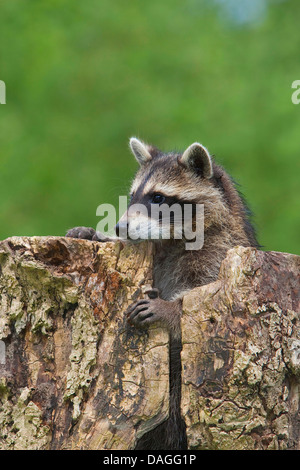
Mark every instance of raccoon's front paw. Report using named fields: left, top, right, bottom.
left=125, top=295, right=182, bottom=333
left=66, top=226, right=96, bottom=240
left=66, top=227, right=110, bottom=242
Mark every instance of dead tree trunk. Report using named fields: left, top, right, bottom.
left=182, top=246, right=300, bottom=450
left=0, top=237, right=299, bottom=450
left=0, top=237, right=169, bottom=450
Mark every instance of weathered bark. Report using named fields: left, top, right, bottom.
left=0, top=237, right=169, bottom=450
left=0, top=237, right=299, bottom=450
left=182, top=246, right=300, bottom=450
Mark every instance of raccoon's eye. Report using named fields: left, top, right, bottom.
left=151, top=193, right=165, bottom=204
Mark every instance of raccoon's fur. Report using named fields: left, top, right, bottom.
left=66, top=137, right=259, bottom=450
left=125, top=138, right=258, bottom=302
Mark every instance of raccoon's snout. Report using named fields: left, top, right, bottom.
left=115, top=221, right=128, bottom=237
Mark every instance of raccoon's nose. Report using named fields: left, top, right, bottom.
left=115, top=221, right=128, bottom=237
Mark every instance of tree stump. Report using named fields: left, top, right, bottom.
left=0, top=237, right=169, bottom=450
left=0, top=237, right=299, bottom=450
left=182, top=246, right=300, bottom=450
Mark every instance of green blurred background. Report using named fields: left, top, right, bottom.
left=0, top=0, right=299, bottom=254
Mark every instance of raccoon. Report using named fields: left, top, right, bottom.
left=66, top=137, right=259, bottom=450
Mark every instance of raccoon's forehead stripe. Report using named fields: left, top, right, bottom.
left=130, top=171, right=151, bottom=194
left=130, top=178, right=142, bottom=194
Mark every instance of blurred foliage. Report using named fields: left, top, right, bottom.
left=0, top=0, right=299, bottom=254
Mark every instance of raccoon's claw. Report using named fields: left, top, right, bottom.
left=92, top=231, right=111, bottom=242
left=125, top=297, right=182, bottom=333
left=66, top=227, right=110, bottom=242
left=126, top=299, right=154, bottom=327
left=66, top=226, right=96, bottom=240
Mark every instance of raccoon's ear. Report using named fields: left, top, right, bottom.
left=129, top=137, right=153, bottom=165
left=179, top=143, right=213, bottom=178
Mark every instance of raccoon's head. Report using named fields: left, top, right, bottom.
left=115, top=137, right=227, bottom=245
